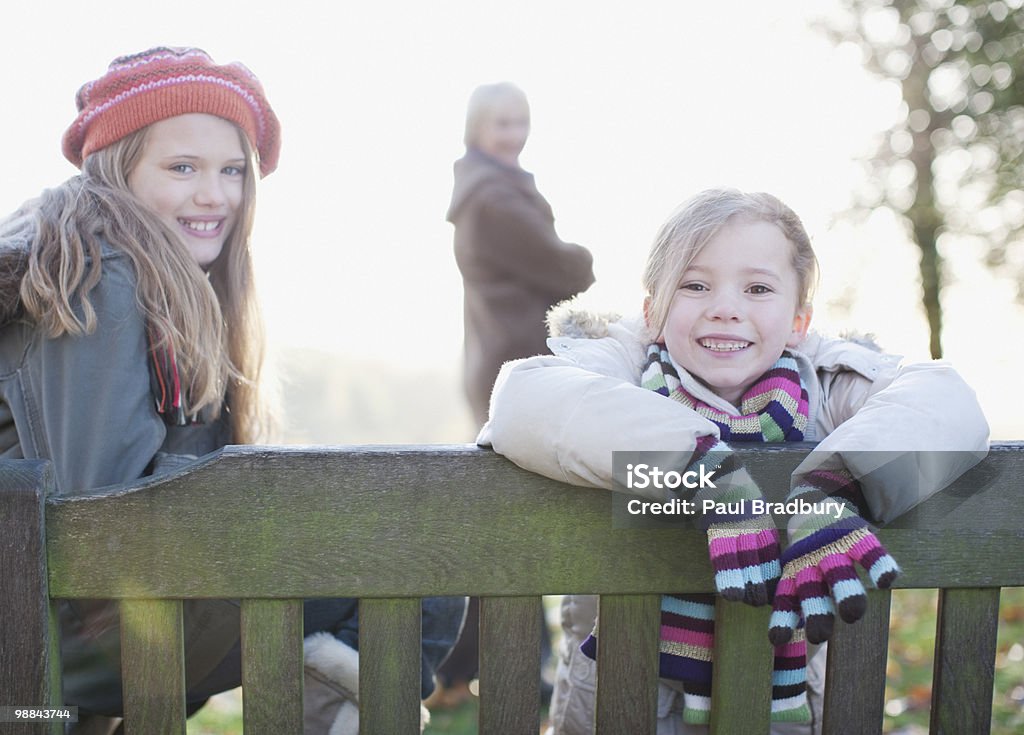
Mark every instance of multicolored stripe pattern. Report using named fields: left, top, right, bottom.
left=580, top=346, right=818, bottom=723
left=686, top=434, right=781, bottom=603
left=641, top=346, right=810, bottom=603
left=581, top=593, right=812, bottom=724
left=641, top=344, right=809, bottom=443
left=769, top=468, right=900, bottom=646
left=660, top=594, right=715, bottom=683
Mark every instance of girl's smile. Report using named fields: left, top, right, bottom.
left=179, top=216, right=226, bottom=235
left=698, top=335, right=753, bottom=353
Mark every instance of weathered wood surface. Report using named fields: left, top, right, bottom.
left=358, top=597, right=422, bottom=735
left=478, top=595, right=541, bottom=735
left=930, top=587, right=1001, bottom=735
left=120, top=598, right=186, bottom=734
left=594, top=593, right=660, bottom=735
left=822, top=591, right=892, bottom=735
left=0, top=460, right=61, bottom=735
left=241, top=598, right=304, bottom=734
left=44, top=444, right=1024, bottom=599
left=3, top=445, right=1022, bottom=734
left=710, top=603, right=774, bottom=735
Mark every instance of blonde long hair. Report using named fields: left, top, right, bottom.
left=12, top=124, right=267, bottom=443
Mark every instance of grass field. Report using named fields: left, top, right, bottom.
left=187, top=588, right=1024, bottom=735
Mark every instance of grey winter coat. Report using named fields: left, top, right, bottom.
left=0, top=230, right=234, bottom=715
left=0, top=239, right=229, bottom=495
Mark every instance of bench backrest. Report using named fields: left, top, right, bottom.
left=2, top=443, right=1021, bottom=734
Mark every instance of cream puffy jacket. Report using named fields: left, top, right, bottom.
left=479, top=308, right=989, bottom=522
left=477, top=307, right=989, bottom=735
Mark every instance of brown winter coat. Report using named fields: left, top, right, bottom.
left=448, top=148, right=595, bottom=426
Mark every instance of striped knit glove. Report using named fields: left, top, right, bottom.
left=769, top=468, right=900, bottom=646
left=693, top=436, right=782, bottom=607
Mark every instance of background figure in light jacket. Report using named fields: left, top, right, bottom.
left=448, top=82, right=595, bottom=429
left=479, top=188, right=989, bottom=734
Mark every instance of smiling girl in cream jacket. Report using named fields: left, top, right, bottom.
left=479, top=188, right=988, bottom=735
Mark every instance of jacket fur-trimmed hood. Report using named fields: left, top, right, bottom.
left=546, top=299, right=623, bottom=339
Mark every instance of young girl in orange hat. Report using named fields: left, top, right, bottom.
left=0, top=46, right=460, bottom=734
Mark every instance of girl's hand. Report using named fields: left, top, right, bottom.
left=689, top=436, right=783, bottom=607
left=706, top=519, right=781, bottom=606
left=768, top=470, right=900, bottom=645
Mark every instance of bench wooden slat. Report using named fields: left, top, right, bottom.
left=241, top=598, right=304, bottom=733
left=595, top=593, right=660, bottom=735
left=359, top=597, right=421, bottom=734
left=710, top=602, right=773, bottom=735
left=930, top=587, right=1000, bottom=734
left=0, top=461, right=61, bottom=735
left=1, top=463, right=61, bottom=735
left=822, top=589, right=891, bottom=735
left=479, top=595, right=541, bottom=734
left=120, top=599, right=186, bottom=734
left=44, top=605, right=63, bottom=735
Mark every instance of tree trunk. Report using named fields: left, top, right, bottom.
left=915, top=215, right=944, bottom=360
left=904, top=30, right=945, bottom=359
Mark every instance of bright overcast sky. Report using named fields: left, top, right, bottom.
left=3, top=0, right=1021, bottom=438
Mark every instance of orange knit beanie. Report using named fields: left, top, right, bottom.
left=62, top=47, right=281, bottom=177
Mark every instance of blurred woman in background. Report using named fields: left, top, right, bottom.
left=448, top=82, right=595, bottom=428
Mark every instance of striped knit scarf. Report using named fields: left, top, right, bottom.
left=583, top=345, right=816, bottom=723
left=642, top=346, right=809, bottom=443
left=649, top=345, right=812, bottom=723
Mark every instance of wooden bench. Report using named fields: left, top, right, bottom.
left=1, top=443, right=1021, bottom=734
